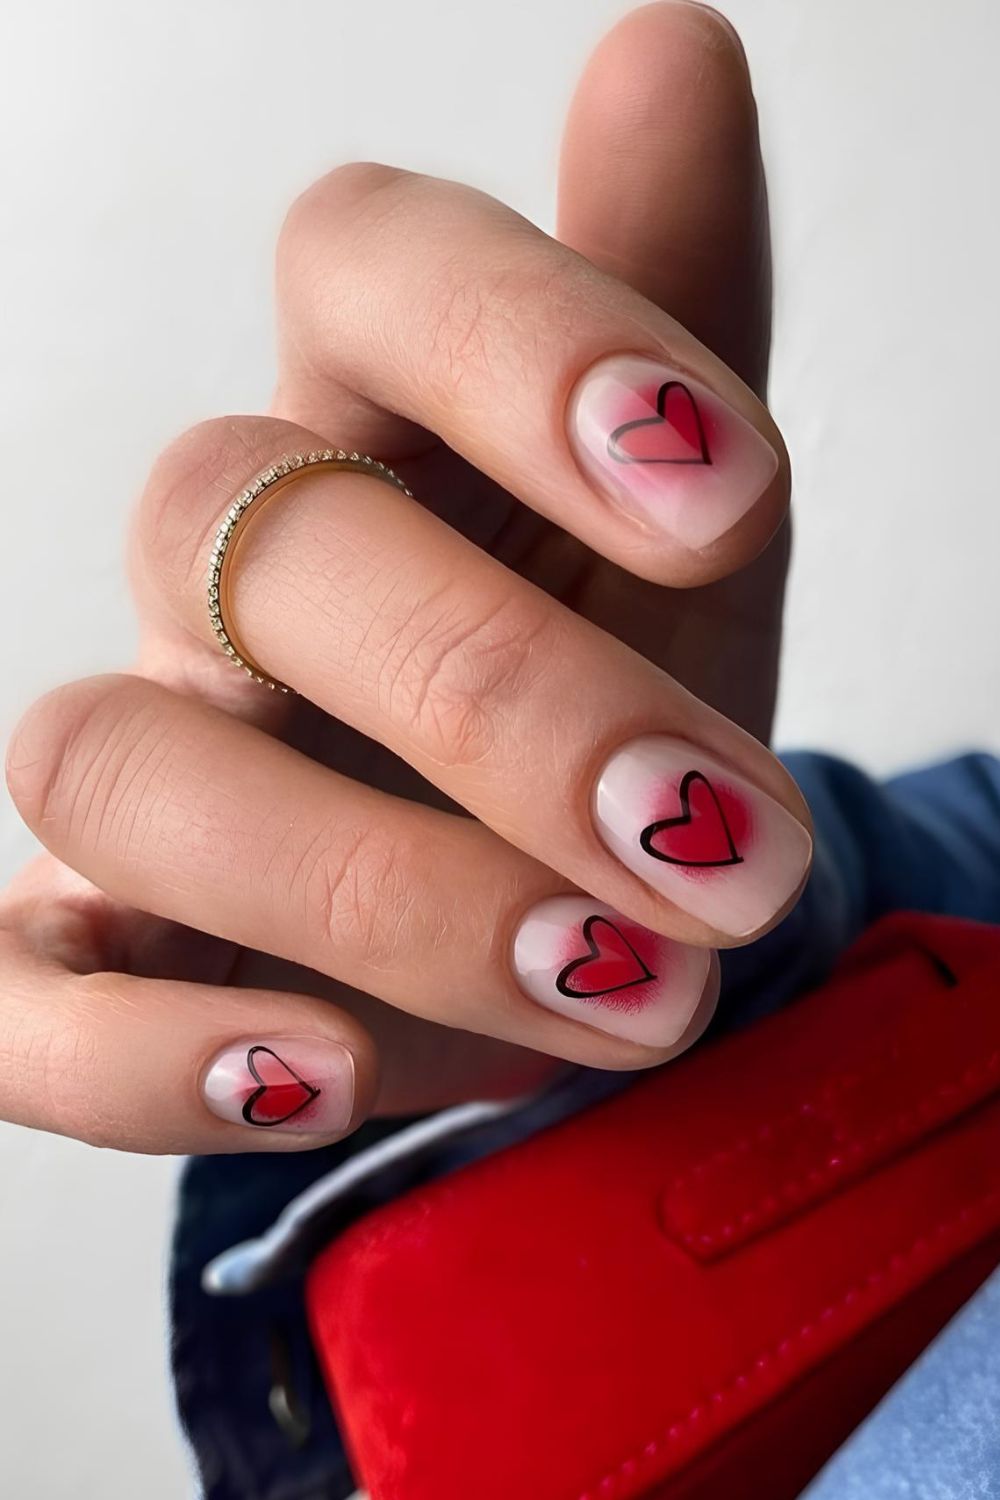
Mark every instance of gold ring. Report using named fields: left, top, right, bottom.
left=207, top=449, right=414, bottom=694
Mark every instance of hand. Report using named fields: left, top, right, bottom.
left=1, top=2, right=810, bottom=1152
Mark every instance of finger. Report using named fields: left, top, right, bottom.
left=0, top=904, right=377, bottom=1154
left=272, top=163, right=788, bottom=583
left=139, top=416, right=811, bottom=944
left=6, top=851, right=570, bottom=1115
left=558, top=1, right=771, bottom=393
left=7, top=674, right=719, bottom=1067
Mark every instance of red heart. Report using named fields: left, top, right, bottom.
left=555, top=915, right=656, bottom=1000
left=242, top=1046, right=321, bottom=1128
left=607, top=381, right=711, bottom=466
left=640, top=771, right=744, bottom=869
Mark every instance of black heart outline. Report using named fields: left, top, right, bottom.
left=639, top=770, right=744, bottom=869
left=607, top=380, right=712, bottom=466
left=555, top=914, right=656, bottom=1000
left=241, top=1046, right=322, bottom=1128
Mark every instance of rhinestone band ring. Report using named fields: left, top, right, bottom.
left=207, top=449, right=414, bottom=694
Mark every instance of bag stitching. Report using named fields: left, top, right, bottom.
left=670, top=1046, right=1000, bottom=1251
left=577, top=1179, right=1000, bottom=1500
left=673, top=983, right=979, bottom=1188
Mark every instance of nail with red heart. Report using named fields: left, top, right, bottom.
left=594, top=736, right=812, bottom=939
left=512, top=896, right=713, bottom=1045
left=567, top=353, right=778, bottom=548
left=202, top=1038, right=355, bottom=1136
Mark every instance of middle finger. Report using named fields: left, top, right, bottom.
left=274, top=163, right=787, bottom=579
left=142, top=415, right=811, bottom=946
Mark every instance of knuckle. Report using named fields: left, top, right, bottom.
left=6, top=676, right=118, bottom=834
left=41, top=972, right=173, bottom=1152
left=14, top=979, right=113, bottom=1148
left=422, top=265, right=494, bottom=396
left=277, top=160, right=413, bottom=279
left=380, top=588, right=556, bottom=769
left=134, top=416, right=284, bottom=612
left=295, top=824, right=422, bottom=974
left=418, top=246, right=572, bottom=407
left=6, top=675, right=167, bottom=860
left=292, top=159, right=410, bottom=219
left=419, top=255, right=530, bottom=405
left=276, top=161, right=559, bottom=405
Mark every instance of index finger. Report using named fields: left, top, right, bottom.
left=273, top=163, right=788, bottom=586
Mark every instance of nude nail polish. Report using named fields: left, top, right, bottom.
left=513, top=895, right=713, bottom=1046
left=593, top=736, right=812, bottom=938
left=567, top=352, right=779, bottom=549
left=202, top=1038, right=355, bottom=1135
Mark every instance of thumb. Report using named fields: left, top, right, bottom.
left=558, top=1, right=771, bottom=397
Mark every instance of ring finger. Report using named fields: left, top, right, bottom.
left=7, top=673, right=718, bottom=1068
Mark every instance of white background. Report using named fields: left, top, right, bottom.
left=1, top=1, right=997, bottom=1495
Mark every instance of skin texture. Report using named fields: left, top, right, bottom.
left=1, top=3, right=805, bottom=1152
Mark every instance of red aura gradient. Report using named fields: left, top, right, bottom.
left=242, top=1080, right=318, bottom=1124
left=644, top=776, right=753, bottom=873
left=611, top=383, right=709, bottom=463
left=557, top=917, right=662, bottom=1013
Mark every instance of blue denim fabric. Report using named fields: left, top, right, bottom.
left=801, top=1268, right=1000, bottom=1500
left=169, top=751, right=1000, bottom=1500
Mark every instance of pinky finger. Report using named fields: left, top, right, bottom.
left=0, top=927, right=377, bottom=1154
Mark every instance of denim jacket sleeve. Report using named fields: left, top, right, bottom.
left=720, top=751, right=1000, bottom=1025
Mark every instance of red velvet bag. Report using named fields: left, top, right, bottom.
left=306, top=913, right=1000, bottom=1500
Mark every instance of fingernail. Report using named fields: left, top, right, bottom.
left=513, top=895, right=712, bottom=1046
left=567, top=352, right=778, bottom=549
left=593, top=736, right=812, bottom=938
left=202, top=1038, right=355, bottom=1136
